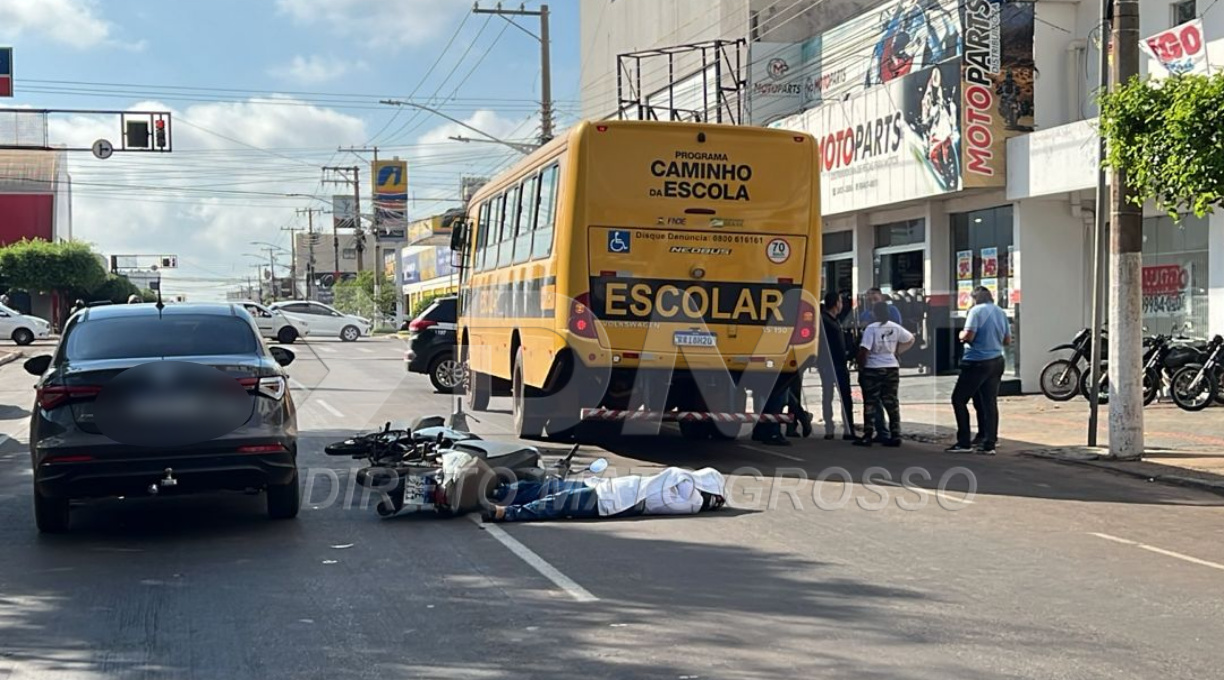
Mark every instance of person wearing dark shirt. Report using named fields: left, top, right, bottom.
left=818, top=292, right=857, bottom=440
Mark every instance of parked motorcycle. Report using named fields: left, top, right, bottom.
left=1040, top=328, right=1106, bottom=401
left=1081, top=334, right=1170, bottom=406
left=1170, top=335, right=1224, bottom=412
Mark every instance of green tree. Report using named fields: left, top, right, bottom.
left=86, top=273, right=141, bottom=304
left=0, top=239, right=108, bottom=296
left=333, top=270, right=396, bottom=322
left=1099, top=73, right=1224, bottom=217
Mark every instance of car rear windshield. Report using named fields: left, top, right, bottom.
left=424, top=298, right=456, bottom=322
left=64, top=315, right=260, bottom=361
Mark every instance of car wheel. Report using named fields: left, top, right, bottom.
left=340, top=325, right=360, bottom=342
left=34, top=486, right=70, bottom=533
left=277, top=327, right=299, bottom=344
left=12, top=328, right=34, bottom=346
left=267, top=470, right=301, bottom=519
left=428, top=353, right=462, bottom=393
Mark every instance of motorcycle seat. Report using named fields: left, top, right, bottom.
left=452, top=440, right=541, bottom=471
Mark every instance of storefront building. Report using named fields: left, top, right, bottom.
left=401, top=212, right=463, bottom=313
left=580, top=0, right=1224, bottom=391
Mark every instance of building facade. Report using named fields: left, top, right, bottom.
left=581, top=0, right=1224, bottom=391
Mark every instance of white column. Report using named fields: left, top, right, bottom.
left=1210, top=211, right=1224, bottom=338
left=1014, top=197, right=1090, bottom=390
left=852, top=213, right=873, bottom=297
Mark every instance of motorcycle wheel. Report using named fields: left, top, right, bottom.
left=1039, top=359, right=1081, bottom=401
left=1170, top=366, right=1217, bottom=412
left=1079, top=369, right=1109, bottom=405
left=1214, top=367, right=1224, bottom=406
left=1143, top=369, right=1161, bottom=406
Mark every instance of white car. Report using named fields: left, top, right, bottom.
left=237, top=301, right=310, bottom=344
left=271, top=301, right=371, bottom=342
left=0, top=302, right=51, bottom=346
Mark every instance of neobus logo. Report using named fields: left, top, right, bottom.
left=649, top=151, right=753, bottom=201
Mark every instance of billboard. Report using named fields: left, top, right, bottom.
left=0, top=48, right=12, bottom=98
left=1141, top=19, right=1212, bottom=77
left=372, top=159, right=408, bottom=242
left=332, top=195, right=356, bottom=230
left=768, top=0, right=1034, bottom=213
left=746, top=42, right=804, bottom=126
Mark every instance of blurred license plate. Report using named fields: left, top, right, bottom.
left=674, top=331, right=716, bottom=347
left=403, top=475, right=430, bottom=506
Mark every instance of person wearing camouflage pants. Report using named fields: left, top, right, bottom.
left=853, top=301, right=915, bottom=447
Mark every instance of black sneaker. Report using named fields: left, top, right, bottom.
left=944, top=444, right=975, bottom=454
left=851, top=438, right=872, bottom=447
left=883, top=438, right=902, bottom=448
left=975, top=445, right=997, bottom=456
left=761, top=434, right=792, bottom=447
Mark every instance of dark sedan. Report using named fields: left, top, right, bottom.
left=404, top=296, right=461, bottom=392
left=24, top=303, right=300, bottom=533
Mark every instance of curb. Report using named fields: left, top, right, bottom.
left=1020, top=449, right=1224, bottom=498
left=0, top=349, right=24, bottom=368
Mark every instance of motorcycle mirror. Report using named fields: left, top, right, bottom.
left=588, top=458, right=609, bottom=474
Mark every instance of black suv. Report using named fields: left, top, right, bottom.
left=404, top=296, right=460, bottom=392
left=24, top=303, right=300, bottom=533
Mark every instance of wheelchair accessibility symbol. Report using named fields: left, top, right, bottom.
left=607, top=230, right=631, bottom=253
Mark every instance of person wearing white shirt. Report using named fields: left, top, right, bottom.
left=853, top=301, right=915, bottom=447
left=484, top=467, right=727, bottom=523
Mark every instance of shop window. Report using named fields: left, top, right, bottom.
left=874, top=219, right=925, bottom=248
left=1142, top=214, right=1210, bottom=336
left=951, top=205, right=1015, bottom=312
left=822, top=230, right=852, bottom=256
left=822, top=260, right=853, bottom=298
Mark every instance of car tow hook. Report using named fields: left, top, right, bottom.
left=150, top=468, right=179, bottom=495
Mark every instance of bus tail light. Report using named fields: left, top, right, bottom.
left=790, top=300, right=817, bottom=346
left=569, top=293, right=598, bottom=339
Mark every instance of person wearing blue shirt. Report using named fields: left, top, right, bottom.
left=945, top=286, right=1010, bottom=455
left=859, top=287, right=903, bottom=325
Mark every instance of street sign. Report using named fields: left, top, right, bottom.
left=91, top=138, right=114, bottom=160
left=0, top=47, right=12, bottom=98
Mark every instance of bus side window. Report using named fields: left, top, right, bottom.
left=488, top=193, right=505, bottom=271
left=513, top=175, right=538, bottom=265
left=498, top=185, right=521, bottom=268
left=532, top=164, right=559, bottom=260
left=475, top=201, right=490, bottom=272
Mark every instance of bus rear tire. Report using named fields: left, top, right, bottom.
left=466, top=367, right=491, bottom=412
left=512, top=349, right=545, bottom=438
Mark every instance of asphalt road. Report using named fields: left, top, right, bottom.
left=1, top=337, right=1223, bottom=680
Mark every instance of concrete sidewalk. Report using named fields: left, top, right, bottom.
left=801, top=375, right=1224, bottom=494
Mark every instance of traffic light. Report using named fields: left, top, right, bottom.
left=126, top=120, right=150, bottom=149
left=155, top=119, right=167, bottom=149
left=159, top=256, right=177, bottom=268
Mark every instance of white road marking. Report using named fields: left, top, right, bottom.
left=739, top=443, right=804, bottom=462
left=316, top=346, right=337, bottom=354
left=1090, top=532, right=1224, bottom=572
left=315, top=400, right=344, bottom=418
left=874, top=478, right=975, bottom=505
left=356, top=347, right=373, bottom=354
left=468, top=514, right=598, bottom=602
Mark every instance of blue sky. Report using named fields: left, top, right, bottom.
left=0, top=0, right=580, bottom=298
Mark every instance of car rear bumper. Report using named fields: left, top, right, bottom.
left=34, top=444, right=297, bottom=499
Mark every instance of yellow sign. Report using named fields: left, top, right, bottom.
left=372, top=160, right=407, bottom=197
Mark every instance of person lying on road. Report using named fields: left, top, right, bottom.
left=482, top=466, right=727, bottom=523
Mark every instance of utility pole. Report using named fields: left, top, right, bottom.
left=322, top=165, right=360, bottom=280
left=280, top=224, right=304, bottom=299
left=1108, top=0, right=1143, bottom=460
left=341, top=145, right=382, bottom=315
left=295, top=207, right=324, bottom=301
left=473, top=3, right=553, bottom=144
left=1087, top=0, right=1111, bottom=447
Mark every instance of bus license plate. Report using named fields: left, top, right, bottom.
left=674, top=331, right=716, bottom=347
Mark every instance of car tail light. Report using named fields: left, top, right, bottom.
left=43, top=454, right=95, bottom=464
left=568, top=293, right=598, bottom=339
left=37, top=385, right=102, bottom=410
left=238, top=376, right=287, bottom=400
left=237, top=444, right=289, bottom=454
left=409, top=318, right=437, bottom=332
left=790, top=300, right=817, bottom=346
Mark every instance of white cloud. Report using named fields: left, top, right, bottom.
left=50, top=98, right=370, bottom=300
left=276, top=0, right=470, bottom=49
left=268, top=55, right=366, bottom=85
left=0, top=0, right=120, bottom=49
left=417, top=110, right=530, bottom=151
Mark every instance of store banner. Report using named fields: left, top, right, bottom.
left=401, top=250, right=421, bottom=285
left=372, top=159, right=408, bottom=242
left=1142, top=263, right=1193, bottom=316
left=747, top=42, right=804, bottom=126
left=957, top=250, right=973, bottom=280
left=960, top=0, right=1035, bottom=188
left=1141, top=19, right=1211, bottom=77
left=790, top=58, right=963, bottom=214
left=957, top=280, right=974, bottom=311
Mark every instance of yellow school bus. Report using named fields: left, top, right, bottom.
left=456, top=120, right=821, bottom=439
